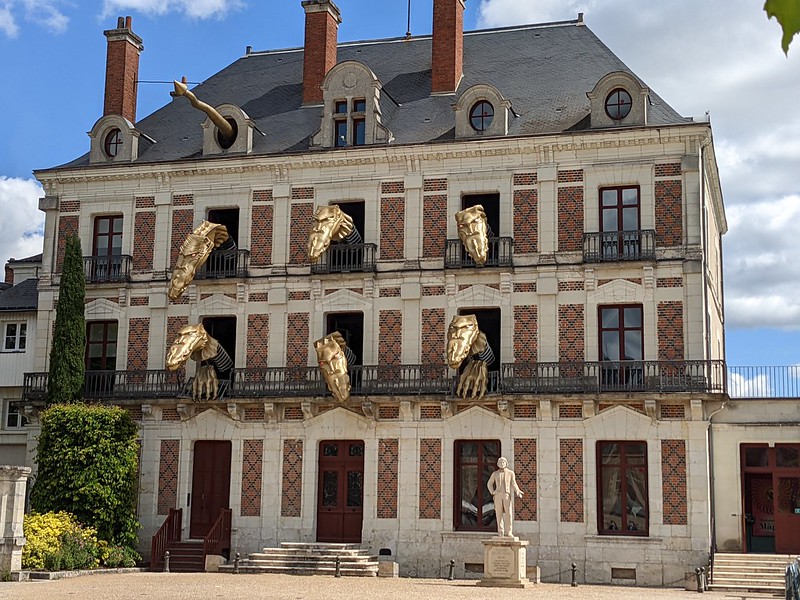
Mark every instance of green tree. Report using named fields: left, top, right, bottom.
left=30, top=404, right=140, bottom=549
left=765, top=0, right=800, bottom=54
left=47, top=234, right=86, bottom=405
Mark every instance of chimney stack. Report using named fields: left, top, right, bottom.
left=103, top=16, right=144, bottom=123
left=301, top=0, right=341, bottom=105
left=4, top=261, right=13, bottom=286
left=431, top=0, right=465, bottom=94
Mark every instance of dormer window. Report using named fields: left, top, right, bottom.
left=605, top=88, right=632, bottom=121
left=104, top=128, right=123, bottom=157
left=333, top=98, right=367, bottom=147
left=469, top=101, right=494, bottom=132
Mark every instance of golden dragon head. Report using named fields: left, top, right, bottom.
left=308, top=205, right=355, bottom=261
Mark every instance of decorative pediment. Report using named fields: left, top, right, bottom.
left=197, top=292, right=241, bottom=314
left=182, top=405, right=241, bottom=432
left=584, top=404, right=655, bottom=440
left=443, top=405, right=508, bottom=438
left=88, top=114, right=142, bottom=164
left=84, top=298, right=122, bottom=319
left=590, top=278, right=645, bottom=305
left=319, top=288, right=372, bottom=312
left=452, top=284, right=504, bottom=307
left=303, top=404, right=371, bottom=428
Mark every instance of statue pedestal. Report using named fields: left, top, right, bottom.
left=477, top=536, right=531, bottom=589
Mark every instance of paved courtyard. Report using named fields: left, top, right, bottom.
left=0, top=573, right=784, bottom=600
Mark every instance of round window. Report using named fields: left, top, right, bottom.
left=469, top=100, right=494, bottom=132
left=605, top=88, right=633, bottom=120
left=104, top=128, right=122, bottom=157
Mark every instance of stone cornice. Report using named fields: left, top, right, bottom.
left=35, top=123, right=714, bottom=194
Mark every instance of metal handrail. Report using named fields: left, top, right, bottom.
left=195, top=249, right=250, bottom=279
left=310, top=242, right=377, bottom=274
left=583, top=230, right=656, bottom=262
left=150, top=507, right=182, bottom=571
left=203, top=508, right=232, bottom=560
left=83, top=254, right=132, bottom=283
left=445, top=236, right=514, bottom=268
left=727, top=365, right=800, bottom=398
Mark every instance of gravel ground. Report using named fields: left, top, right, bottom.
left=0, top=573, right=784, bottom=600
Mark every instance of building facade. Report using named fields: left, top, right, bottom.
left=23, top=0, right=730, bottom=585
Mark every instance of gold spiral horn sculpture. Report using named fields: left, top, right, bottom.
left=173, top=79, right=236, bottom=145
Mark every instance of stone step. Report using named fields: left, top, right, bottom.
left=219, top=563, right=378, bottom=577
left=709, top=583, right=785, bottom=593
left=249, top=553, right=375, bottom=563
left=279, top=542, right=362, bottom=551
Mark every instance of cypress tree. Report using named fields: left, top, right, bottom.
left=47, top=234, right=86, bottom=404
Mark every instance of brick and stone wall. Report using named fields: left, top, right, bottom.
left=127, top=317, right=149, bottom=370
left=657, top=301, right=684, bottom=360
left=421, top=308, right=445, bottom=363
left=661, top=439, right=687, bottom=525
left=289, top=202, right=314, bottom=264
left=56, top=215, right=79, bottom=271
left=558, top=304, right=585, bottom=362
left=514, top=438, right=537, bottom=521
left=560, top=438, right=584, bottom=523
left=246, top=314, right=269, bottom=369
left=157, top=439, right=179, bottom=515
left=377, top=439, right=399, bottom=519
left=379, top=310, right=402, bottom=365
left=557, top=169, right=584, bottom=252
left=419, top=438, right=441, bottom=519
left=133, top=210, right=155, bottom=271
left=241, top=439, right=263, bottom=517
left=286, top=313, right=309, bottom=368
left=250, top=203, right=273, bottom=266
left=170, top=209, right=194, bottom=267
left=380, top=183, right=405, bottom=260
left=655, top=163, right=683, bottom=247
left=513, top=173, right=538, bottom=253
left=281, top=439, right=303, bottom=517
left=422, top=179, right=447, bottom=258
left=513, top=305, right=538, bottom=362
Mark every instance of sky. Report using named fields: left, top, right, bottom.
left=0, top=0, right=798, bottom=369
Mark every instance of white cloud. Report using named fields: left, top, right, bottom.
left=102, top=0, right=243, bottom=20
left=0, top=3, right=20, bottom=36
left=478, top=0, right=593, bottom=27
left=0, top=176, right=45, bottom=270
left=728, top=371, right=771, bottom=398
left=23, top=0, right=69, bottom=33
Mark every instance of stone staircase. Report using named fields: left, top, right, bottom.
left=709, top=552, right=792, bottom=594
left=219, top=542, right=379, bottom=576
left=164, top=540, right=206, bottom=573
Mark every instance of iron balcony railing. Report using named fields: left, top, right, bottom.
left=501, top=360, right=726, bottom=394
left=445, top=237, right=514, bottom=268
left=83, top=254, right=132, bottom=283
left=727, top=366, right=800, bottom=398
left=583, top=230, right=656, bottom=262
left=310, top=243, right=377, bottom=274
left=195, top=248, right=250, bottom=279
left=23, top=370, right=184, bottom=401
left=23, top=362, right=731, bottom=402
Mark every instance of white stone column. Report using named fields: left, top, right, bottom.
left=0, top=465, right=31, bottom=573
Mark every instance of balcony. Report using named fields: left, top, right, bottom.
left=501, top=360, right=726, bottom=394
left=727, top=366, right=800, bottom=398
left=195, top=248, right=250, bottom=279
left=445, top=237, right=514, bottom=269
left=310, top=243, right=377, bottom=274
left=583, top=230, right=656, bottom=262
left=23, top=361, right=728, bottom=403
left=83, top=254, right=132, bottom=283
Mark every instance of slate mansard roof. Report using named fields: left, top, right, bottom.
left=0, top=278, right=39, bottom=312
left=57, top=19, right=690, bottom=169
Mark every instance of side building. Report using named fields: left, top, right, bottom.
left=24, top=2, right=727, bottom=585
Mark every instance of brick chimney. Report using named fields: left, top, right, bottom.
left=103, top=16, right=144, bottom=123
left=431, top=0, right=465, bottom=94
left=301, top=0, right=341, bottom=105
left=4, top=261, right=13, bottom=286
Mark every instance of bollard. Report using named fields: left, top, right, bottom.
left=335, top=555, right=341, bottom=578
left=233, top=552, right=240, bottom=574
left=448, top=558, right=455, bottom=581
left=164, top=550, right=170, bottom=573
left=700, top=567, right=706, bottom=592
left=571, top=563, right=578, bottom=587
left=695, top=567, right=704, bottom=593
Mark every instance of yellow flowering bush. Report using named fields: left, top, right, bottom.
left=22, top=512, right=99, bottom=571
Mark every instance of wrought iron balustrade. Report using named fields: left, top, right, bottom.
left=445, top=237, right=514, bottom=268
left=22, top=372, right=48, bottom=401
left=23, top=370, right=183, bottom=401
left=195, top=248, right=249, bottom=279
left=727, top=365, right=800, bottom=398
left=83, top=254, right=132, bottom=283
left=310, top=242, right=377, bottom=274
left=583, top=230, right=655, bottom=262
left=501, top=360, right=725, bottom=394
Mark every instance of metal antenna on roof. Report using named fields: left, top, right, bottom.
left=405, top=0, right=412, bottom=39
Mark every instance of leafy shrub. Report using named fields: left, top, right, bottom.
left=30, top=404, right=140, bottom=549
left=98, top=541, right=140, bottom=568
left=23, top=512, right=99, bottom=571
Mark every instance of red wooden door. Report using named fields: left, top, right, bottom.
left=317, top=440, right=364, bottom=543
left=190, top=441, right=231, bottom=538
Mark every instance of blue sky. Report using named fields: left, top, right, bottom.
left=0, top=0, right=798, bottom=368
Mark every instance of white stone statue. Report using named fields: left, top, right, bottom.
left=486, top=456, right=523, bottom=537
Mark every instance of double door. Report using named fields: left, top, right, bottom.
left=317, top=440, right=364, bottom=543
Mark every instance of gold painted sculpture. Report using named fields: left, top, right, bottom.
left=168, top=221, right=229, bottom=301
left=455, top=204, right=489, bottom=265
left=173, top=78, right=236, bottom=146
left=314, top=331, right=351, bottom=403
left=447, top=314, right=495, bottom=400
left=308, top=205, right=356, bottom=261
left=166, top=322, right=228, bottom=401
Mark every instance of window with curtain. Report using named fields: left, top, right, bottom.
left=597, top=441, right=648, bottom=535
left=455, top=440, right=500, bottom=531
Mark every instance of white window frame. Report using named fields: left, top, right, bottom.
left=3, top=322, right=27, bottom=352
